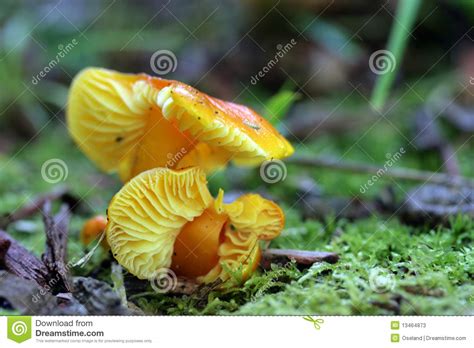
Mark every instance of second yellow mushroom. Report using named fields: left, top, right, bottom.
left=105, top=167, right=284, bottom=284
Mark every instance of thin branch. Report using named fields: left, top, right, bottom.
left=0, top=200, right=74, bottom=294
left=287, top=156, right=474, bottom=187
left=41, top=202, right=72, bottom=293
left=261, top=249, right=339, bottom=270
left=0, top=230, right=50, bottom=287
left=0, top=186, right=69, bottom=229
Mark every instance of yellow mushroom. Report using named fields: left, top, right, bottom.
left=105, top=167, right=284, bottom=283
left=66, top=67, right=294, bottom=181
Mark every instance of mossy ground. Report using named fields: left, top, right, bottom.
left=1, top=81, right=473, bottom=315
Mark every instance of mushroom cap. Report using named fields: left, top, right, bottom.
left=158, top=82, right=294, bottom=165
left=80, top=215, right=109, bottom=248
left=67, top=67, right=294, bottom=181
left=106, top=167, right=212, bottom=279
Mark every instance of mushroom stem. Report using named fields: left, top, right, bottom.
left=171, top=206, right=228, bottom=278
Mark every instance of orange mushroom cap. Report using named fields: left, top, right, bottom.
left=80, top=215, right=109, bottom=249
left=67, top=68, right=294, bottom=181
left=105, top=167, right=284, bottom=283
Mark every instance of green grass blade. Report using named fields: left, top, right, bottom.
left=264, top=85, right=300, bottom=125
left=370, top=0, right=422, bottom=110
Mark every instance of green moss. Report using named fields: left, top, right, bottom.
left=120, top=215, right=473, bottom=315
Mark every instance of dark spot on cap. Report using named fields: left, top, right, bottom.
left=116, top=136, right=124, bottom=143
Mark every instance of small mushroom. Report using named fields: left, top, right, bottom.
left=105, top=167, right=284, bottom=283
left=67, top=68, right=294, bottom=181
left=80, top=215, right=109, bottom=249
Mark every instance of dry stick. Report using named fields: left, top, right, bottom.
left=41, top=202, right=72, bottom=294
left=286, top=156, right=474, bottom=187
left=0, top=230, right=50, bottom=287
left=261, top=249, right=339, bottom=270
left=0, top=201, right=73, bottom=294
left=0, top=239, right=9, bottom=262
left=0, top=186, right=69, bottom=229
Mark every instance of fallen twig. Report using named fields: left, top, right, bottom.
left=287, top=156, right=474, bottom=187
left=0, top=186, right=76, bottom=229
left=0, top=230, right=50, bottom=287
left=124, top=274, right=201, bottom=297
left=0, top=200, right=73, bottom=294
left=41, top=202, right=72, bottom=293
left=0, top=271, right=87, bottom=315
left=402, top=184, right=473, bottom=224
left=261, top=249, right=339, bottom=270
